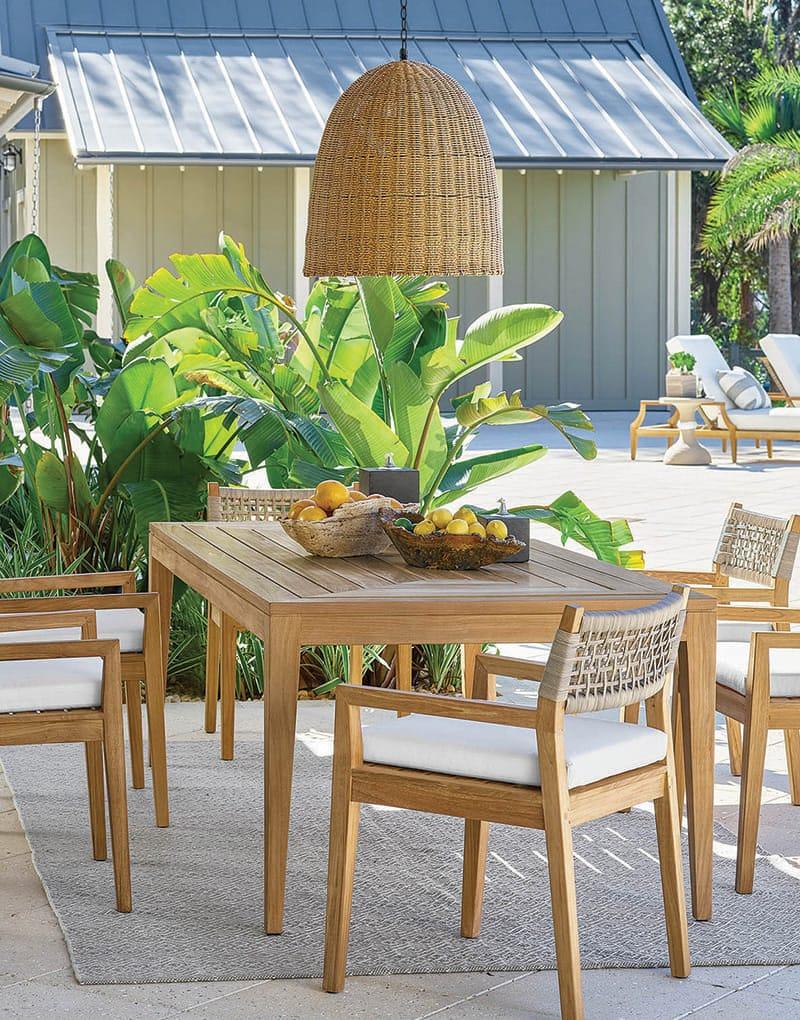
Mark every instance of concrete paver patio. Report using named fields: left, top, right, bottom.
left=2, top=412, right=800, bottom=1019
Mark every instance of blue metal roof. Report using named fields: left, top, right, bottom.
left=2, top=1, right=732, bottom=167
left=44, top=27, right=731, bottom=168
left=2, top=2, right=697, bottom=129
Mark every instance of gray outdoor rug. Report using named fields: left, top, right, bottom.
left=2, top=735, right=799, bottom=985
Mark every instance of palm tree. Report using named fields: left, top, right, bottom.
left=703, top=65, right=800, bottom=332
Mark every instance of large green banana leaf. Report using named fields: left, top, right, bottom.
left=318, top=379, right=409, bottom=468
left=106, top=258, right=137, bottom=326
left=387, top=361, right=447, bottom=493
left=420, top=304, right=562, bottom=399
left=430, top=444, right=548, bottom=508
left=455, top=391, right=596, bottom=460
left=95, top=358, right=178, bottom=451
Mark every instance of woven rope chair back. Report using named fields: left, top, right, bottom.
left=539, top=590, right=687, bottom=715
left=207, top=485, right=315, bottom=523
left=713, top=505, right=799, bottom=588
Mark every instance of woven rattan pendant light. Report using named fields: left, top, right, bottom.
left=304, top=2, right=503, bottom=277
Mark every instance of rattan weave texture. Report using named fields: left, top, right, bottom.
left=304, top=60, right=503, bottom=277
left=713, top=505, right=799, bottom=587
left=541, top=591, right=686, bottom=715
left=207, top=486, right=314, bottom=523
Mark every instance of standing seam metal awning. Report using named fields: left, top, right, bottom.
left=46, top=27, right=734, bottom=169
left=0, top=54, right=55, bottom=135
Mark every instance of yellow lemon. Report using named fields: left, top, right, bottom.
left=298, top=506, right=328, bottom=522
left=429, top=508, right=453, bottom=530
left=413, top=520, right=436, bottom=536
left=446, top=519, right=469, bottom=535
left=348, top=489, right=368, bottom=502
left=313, top=479, right=350, bottom=512
left=468, top=523, right=486, bottom=538
left=486, top=520, right=508, bottom=541
left=288, top=498, right=315, bottom=519
left=453, top=507, right=477, bottom=525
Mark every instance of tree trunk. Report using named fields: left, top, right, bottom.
left=791, top=236, right=800, bottom=335
left=768, top=236, right=793, bottom=333
left=739, top=277, right=756, bottom=339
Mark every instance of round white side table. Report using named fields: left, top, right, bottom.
left=658, top=397, right=712, bottom=465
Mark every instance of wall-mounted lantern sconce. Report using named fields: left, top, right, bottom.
left=1, top=143, right=21, bottom=175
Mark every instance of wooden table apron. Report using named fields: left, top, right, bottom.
left=149, top=522, right=717, bottom=933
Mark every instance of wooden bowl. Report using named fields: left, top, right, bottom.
left=280, top=497, right=397, bottom=557
left=379, top=509, right=524, bottom=570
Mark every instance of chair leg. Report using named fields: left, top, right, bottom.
left=322, top=798, right=361, bottom=993
left=784, top=730, right=800, bottom=806
left=623, top=702, right=640, bottom=725
left=671, top=685, right=686, bottom=817
left=755, top=438, right=761, bottom=449
left=103, top=685, right=132, bottom=913
left=125, top=677, right=145, bottom=789
left=721, top=438, right=728, bottom=454
left=730, top=435, right=738, bottom=463
left=460, top=644, right=481, bottom=699
left=653, top=771, right=691, bottom=976
left=767, top=439, right=774, bottom=459
left=543, top=811, right=583, bottom=1019
left=204, top=605, right=221, bottom=734
left=735, top=696, right=769, bottom=894
left=84, top=741, right=107, bottom=861
left=220, top=614, right=237, bottom=761
left=348, top=644, right=364, bottom=684
left=726, top=717, right=743, bottom=776
left=460, top=819, right=489, bottom=937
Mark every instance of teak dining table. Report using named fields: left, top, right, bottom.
left=149, top=521, right=718, bottom=931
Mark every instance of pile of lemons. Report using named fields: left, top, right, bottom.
left=288, top=480, right=400, bottom=522
left=395, top=507, right=508, bottom=541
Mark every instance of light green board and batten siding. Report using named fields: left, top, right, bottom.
left=6, top=139, right=689, bottom=410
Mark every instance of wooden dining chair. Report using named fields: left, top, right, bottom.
left=205, top=482, right=414, bottom=759
left=0, top=571, right=169, bottom=827
left=646, top=502, right=800, bottom=789
left=0, top=610, right=131, bottom=912
left=323, top=588, right=690, bottom=1020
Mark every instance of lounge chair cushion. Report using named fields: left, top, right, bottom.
left=0, top=655, right=104, bottom=713
left=0, top=608, right=144, bottom=653
left=760, top=333, right=800, bottom=396
left=362, top=713, right=667, bottom=789
left=717, top=367, right=770, bottom=410
left=667, top=335, right=732, bottom=408
left=725, top=407, right=800, bottom=431
left=717, top=641, right=800, bottom=698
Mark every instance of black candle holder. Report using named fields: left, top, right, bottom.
left=483, top=498, right=530, bottom=563
left=358, top=454, right=420, bottom=505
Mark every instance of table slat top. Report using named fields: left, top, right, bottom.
left=151, top=522, right=678, bottom=615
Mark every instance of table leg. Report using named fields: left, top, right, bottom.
left=264, top=616, right=301, bottom=934
left=679, top=610, right=716, bottom=920
left=148, top=552, right=174, bottom=682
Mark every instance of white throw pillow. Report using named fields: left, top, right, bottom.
left=716, top=367, right=771, bottom=410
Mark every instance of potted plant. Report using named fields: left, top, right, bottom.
left=666, top=352, right=698, bottom=398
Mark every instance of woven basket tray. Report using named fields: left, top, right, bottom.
left=280, top=497, right=397, bottom=557
left=379, top=510, right=524, bottom=570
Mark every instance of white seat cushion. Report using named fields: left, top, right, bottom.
left=760, top=333, right=800, bottom=396
left=362, top=713, right=667, bottom=789
left=0, top=608, right=144, bottom=654
left=717, top=641, right=800, bottom=698
left=0, top=656, right=104, bottom=713
left=726, top=407, right=800, bottom=431
left=717, top=620, right=774, bottom=643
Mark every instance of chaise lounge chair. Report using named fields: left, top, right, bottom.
left=630, top=334, right=800, bottom=462
left=759, top=334, right=800, bottom=407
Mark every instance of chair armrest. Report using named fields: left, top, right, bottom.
left=0, top=637, right=119, bottom=662
left=751, top=631, right=800, bottom=650
left=0, top=571, right=136, bottom=596
left=704, top=588, right=784, bottom=603
left=717, top=605, right=800, bottom=625
left=0, top=592, right=158, bottom=614
left=644, top=569, right=718, bottom=584
left=336, top=684, right=538, bottom=729
left=0, top=610, right=97, bottom=639
left=474, top=653, right=545, bottom=683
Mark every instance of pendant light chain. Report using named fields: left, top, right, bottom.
left=399, top=0, right=409, bottom=60
left=31, top=97, right=42, bottom=235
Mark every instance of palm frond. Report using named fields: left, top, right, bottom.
left=750, top=65, right=800, bottom=106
